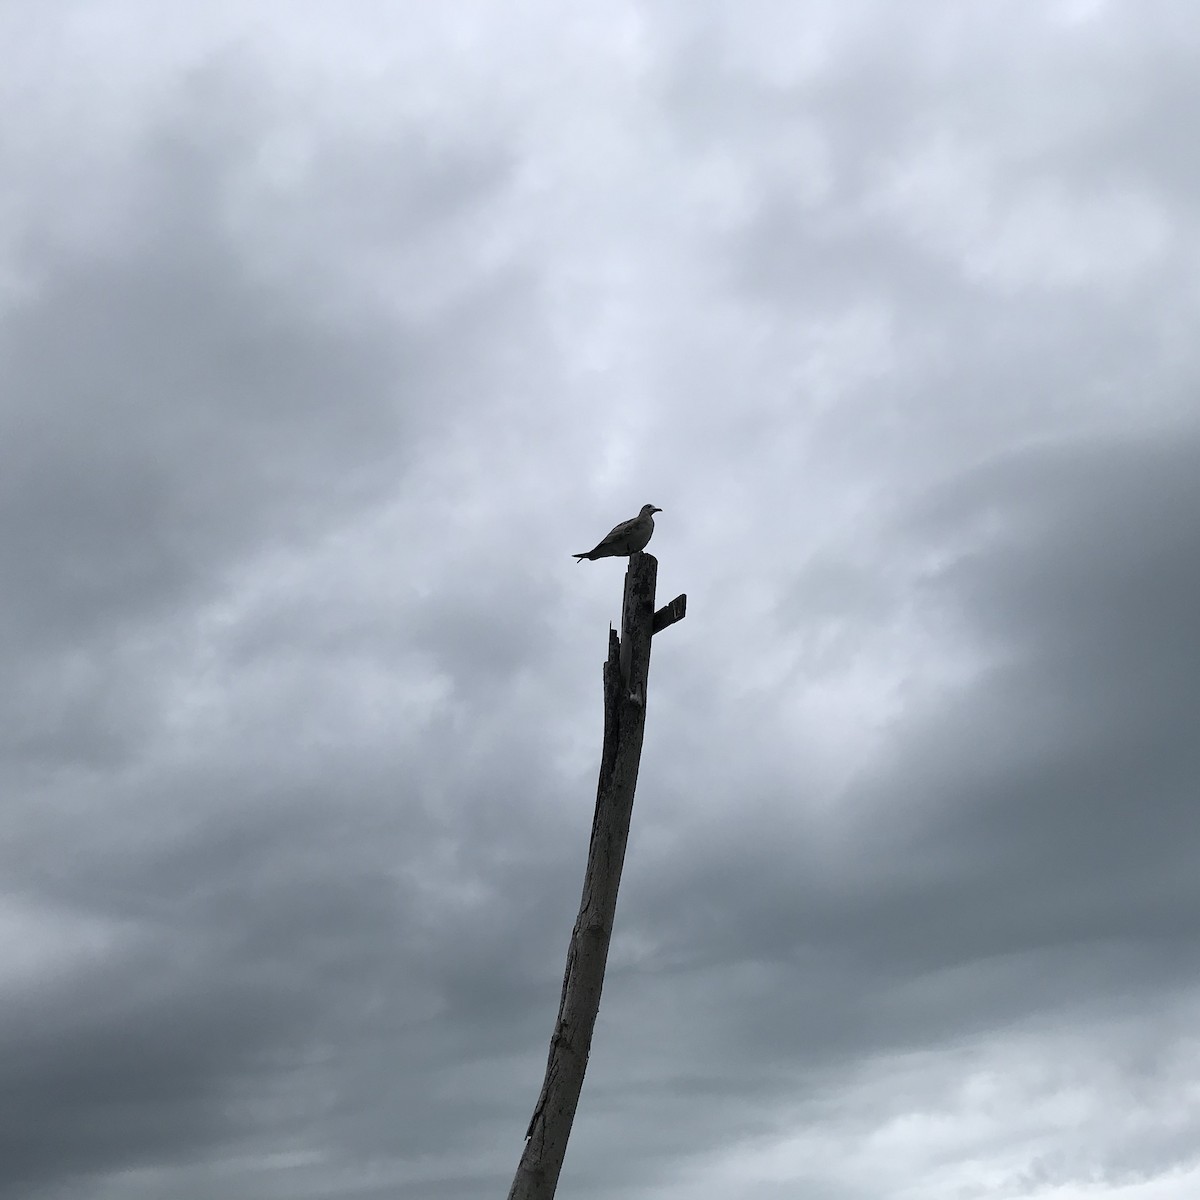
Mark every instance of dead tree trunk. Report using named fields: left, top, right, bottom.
left=507, top=552, right=686, bottom=1200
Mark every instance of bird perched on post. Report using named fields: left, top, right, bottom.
left=573, top=505, right=662, bottom=562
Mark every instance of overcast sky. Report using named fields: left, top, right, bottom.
left=3, top=2, right=1200, bottom=1198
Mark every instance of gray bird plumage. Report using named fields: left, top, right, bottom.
left=573, top=504, right=662, bottom=562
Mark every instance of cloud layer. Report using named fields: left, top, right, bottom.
left=4, top=3, right=1200, bottom=1198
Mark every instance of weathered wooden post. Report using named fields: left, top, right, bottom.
left=507, top=552, right=686, bottom=1200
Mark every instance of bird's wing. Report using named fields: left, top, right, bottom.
left=601, top=515, right=640, bottom=543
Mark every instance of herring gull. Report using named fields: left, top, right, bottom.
left=573, top=505, right=662, bottom=562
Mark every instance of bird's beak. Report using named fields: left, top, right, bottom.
left=653, top=506, right=663, bottom=513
